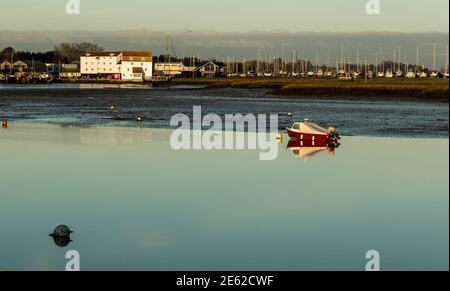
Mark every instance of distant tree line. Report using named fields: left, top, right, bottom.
left=0, top=42, right=104, bottom=64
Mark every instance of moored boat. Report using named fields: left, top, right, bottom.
left=286, top=119, right=340, bottom=145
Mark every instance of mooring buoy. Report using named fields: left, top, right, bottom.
left=49, top=225, right=73, bottom=238
left=1, top=120, right=7, bottom=129
left=49, top=225, right=73, bottom=247
left=277, top=133, right=283, bottom=143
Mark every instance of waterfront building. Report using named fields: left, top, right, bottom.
left=0, top=61, right=12, bottom=71
left=194, top=60, right=226, bottom=77
left=80, top=50, right=153, bottom=81
left=12, top=60, right=28, bottom=70
left=154, top=62, right=184, bottom=77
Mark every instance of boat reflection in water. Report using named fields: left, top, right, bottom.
left=286, top=139, right=340, bottom=160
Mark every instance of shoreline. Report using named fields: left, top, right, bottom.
left=171, top=77, right=449, bottom=102
left=1, top=77, right=448, bottom=102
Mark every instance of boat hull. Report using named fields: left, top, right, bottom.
left=286, top=128, right=328, bottom=142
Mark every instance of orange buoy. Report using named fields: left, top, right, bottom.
left=1, top=120, right=7, bottom=129
left=276, top=133, right=283, bottom=143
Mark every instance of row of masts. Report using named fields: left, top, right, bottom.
left=221, top=43, right=449, bottom=78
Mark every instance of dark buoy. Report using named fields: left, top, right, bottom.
left=1, top=120, right=7, bottom=129
left=49, top=225, right=73, bottom=247
left=50, top=225, right=73, bottom=238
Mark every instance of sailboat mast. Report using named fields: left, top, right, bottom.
left=445, top=45, right=449, bottom=75
left=356, top=48, right=360, bottom=71
left=433, top=43, right=436, bottom=72
left=416, top=45, right=419, bottom=72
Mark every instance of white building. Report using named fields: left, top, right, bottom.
left=154, top=62, right=184, bottom=77
left=80, top=51, right=153, bottom=81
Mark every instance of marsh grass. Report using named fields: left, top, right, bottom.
left=172, top=78, right=449, bottom=101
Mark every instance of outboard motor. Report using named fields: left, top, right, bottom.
left=327, top=127, right=341, bottom=148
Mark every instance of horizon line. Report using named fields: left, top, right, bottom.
left=0, top=29, right=448, bottom=34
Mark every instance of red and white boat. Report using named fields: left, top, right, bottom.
left=286, top=119, right=336, bottom=142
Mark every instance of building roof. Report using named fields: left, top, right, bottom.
left=83, top=52, right=121, bottom=57
left=122, top=51, right=152, bottom=57
left=12, top=60, right=27, bottom=66
left=194, top=60, right=226, bottom=71
left=82, top=51, right=153, bottom=58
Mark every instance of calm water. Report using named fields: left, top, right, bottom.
left=0, top=84, right=448, bottom=138
left=0, top=123, right=448, bottom=271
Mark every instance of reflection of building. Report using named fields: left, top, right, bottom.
left=80, top=128, right=154, bottom=145
left=81, top=51, right=153, bottom=81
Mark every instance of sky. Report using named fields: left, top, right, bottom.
left=0, top=0, right=448, bottom=32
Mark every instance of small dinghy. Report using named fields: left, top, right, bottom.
left=286, top=119, right=340, bottom=145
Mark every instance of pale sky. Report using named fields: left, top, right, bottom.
left=1, top=0, right=448, bottom=32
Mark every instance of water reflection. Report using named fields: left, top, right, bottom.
left=0, top=123, right=448, bottom=271
left=286, top=139, right=339, bottom=160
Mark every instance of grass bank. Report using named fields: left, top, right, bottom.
left=171, top=78, right=449, bottom=101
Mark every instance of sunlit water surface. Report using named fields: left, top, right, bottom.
left=0, top=123, right=448, bottom=271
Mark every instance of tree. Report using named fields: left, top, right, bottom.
left=0, top=47, right=15, bottom=62
left=54, top=42, right=104, bottom=63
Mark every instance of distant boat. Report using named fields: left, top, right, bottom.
left=286, top=119, right=340, bottom=144
left=307, top=71, right=315, bottom=77
left=430, top=71, right=438, bottom=78
left=395, top=70, right=403, bottom=78
left=385, top=69, right=394, bottom=78
left=406, top=71, right=416, bottom=78
left=377, top=71, right=385, bottom=78
left=316, top=69, right=324, bottom=77
left=418, top=71, right=427, bottom=78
